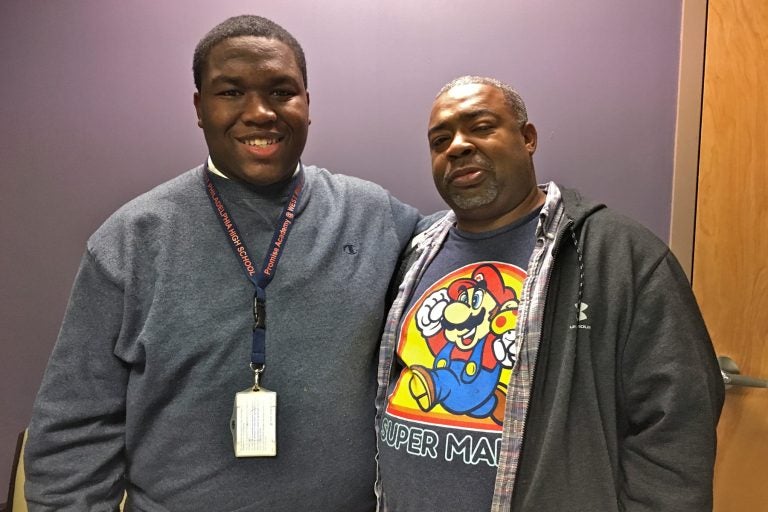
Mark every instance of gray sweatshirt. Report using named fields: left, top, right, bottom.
left=26, top=165, right=420, bottom=511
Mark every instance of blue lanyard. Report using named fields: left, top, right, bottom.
left=203, top=164, right=305, bottom=376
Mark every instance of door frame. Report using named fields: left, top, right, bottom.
left=669, top=0, right=708, bottom=280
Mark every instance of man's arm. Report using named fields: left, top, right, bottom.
left=618, top=252, right=725, bottom=511
left=25, top=250, right=129, bottom=511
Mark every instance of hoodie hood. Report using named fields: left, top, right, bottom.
left=558, top=185, right=607, bottom=231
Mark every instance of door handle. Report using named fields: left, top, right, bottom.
left=718, top=356, right=768, bottom=388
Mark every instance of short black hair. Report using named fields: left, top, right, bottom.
left=437, top=76, right=528, bottom=126
left=193, top=15, right=307, bottom=91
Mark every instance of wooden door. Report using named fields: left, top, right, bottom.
left=693, top=0, right=768, bottom=510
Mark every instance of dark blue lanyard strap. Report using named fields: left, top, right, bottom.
left=204, top=164, right=305, bottom=371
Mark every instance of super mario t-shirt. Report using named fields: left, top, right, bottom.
left=379, top=209, right=539, bottom=511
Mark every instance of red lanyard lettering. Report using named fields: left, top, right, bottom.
left=204, top=164, right=305, bottom=387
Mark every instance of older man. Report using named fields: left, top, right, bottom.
left=375, top=76, right=724, bottom=511
left=26, top=15, right=421, bottom=511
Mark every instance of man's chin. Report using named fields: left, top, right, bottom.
left=449, top=187, right=498, bottom=211
left=234, top=163, right=296, bottom=187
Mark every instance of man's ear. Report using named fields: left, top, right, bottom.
left=193, top=91, right=203, bottom=128
left=306, top=90, right=311, bottom=126
left=522, top=122, right=537, bottom=155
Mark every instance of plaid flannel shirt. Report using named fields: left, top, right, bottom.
left=374, top=182, right=567, bottom=512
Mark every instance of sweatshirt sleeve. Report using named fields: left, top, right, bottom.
left=618, top=252, right=725, bottom=511
left=387, top=194, right=421, bottom=247
left=25, top=249, right=128, bottom=511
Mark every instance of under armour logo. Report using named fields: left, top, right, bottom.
left=575, top=302, right=588, bottom=321
left=343, top=244, right=358, bottom=255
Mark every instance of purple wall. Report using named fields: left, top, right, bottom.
left=0, top=0, right=681, bottom=499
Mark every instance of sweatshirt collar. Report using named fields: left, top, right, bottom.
left=206, top=156, right=301, bottom=180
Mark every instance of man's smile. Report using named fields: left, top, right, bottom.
left=236, top=134, right=285, bottom=156
left=240, top=137, right=282, bottom=147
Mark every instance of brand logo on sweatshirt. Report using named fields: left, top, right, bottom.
left=570, top=302, right=591, bottom=330
left=343, top=244, right=358, bottom=255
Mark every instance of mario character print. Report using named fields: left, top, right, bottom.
left=387, top=263, right=526, bottom=431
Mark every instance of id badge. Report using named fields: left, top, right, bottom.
left=230, top=388, right=277, bottom=457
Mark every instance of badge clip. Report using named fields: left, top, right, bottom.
left=250, top=363, right=265, bottom=392
left=253, top=297, right=266, bottom=329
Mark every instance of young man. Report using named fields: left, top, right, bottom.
left=375, top=76, right=724, bottom=511
left=26, top=15, right=420, bottom=510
